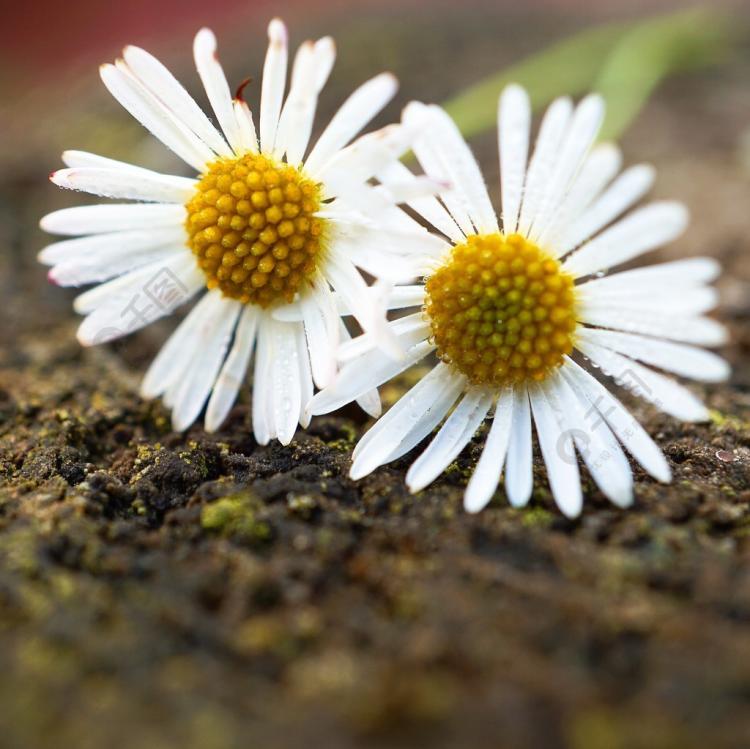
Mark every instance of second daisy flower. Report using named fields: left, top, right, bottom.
left=310, top=85, right=729, bottom=517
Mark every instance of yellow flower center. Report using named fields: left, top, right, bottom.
left=185, top=153, right=326, bottom=307
left=424, top=233, right=578, bottom=387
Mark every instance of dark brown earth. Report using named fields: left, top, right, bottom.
left=1, top=3, right=750, bottom=748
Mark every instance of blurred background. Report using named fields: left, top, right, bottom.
left=1, top=0, right=749, bottom=365
left=1, top=1, right=750, bottom=748
left=2, top=0, right=749, bottom=357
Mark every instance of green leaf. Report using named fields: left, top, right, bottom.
left=595, top=9, right=729, bottom=139
left=442, top=7, right=729, bottom=142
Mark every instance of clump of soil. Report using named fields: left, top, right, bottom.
left=1, top=5, right=750, bottom=748
left=1, top=297, right=749, bottom=749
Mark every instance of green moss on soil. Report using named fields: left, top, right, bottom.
left=1, top=7, right=750, bottom=748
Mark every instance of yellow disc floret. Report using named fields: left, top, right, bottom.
left=424, top=233, right=578, bottom=387
left=185, top=153, right=326, bottom=307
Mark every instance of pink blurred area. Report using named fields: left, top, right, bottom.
left=0, top=0, right=703, bottom=79
left=0, top=0, right=741, bottom=183
left=1, top=0, right=328, bottom=79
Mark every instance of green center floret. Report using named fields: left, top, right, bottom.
left=186, top=153, right=326, bottom=307
left=424, top=233, right=578, bottom=387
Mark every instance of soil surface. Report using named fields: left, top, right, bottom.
left=1, top=3, right=750, bottom=748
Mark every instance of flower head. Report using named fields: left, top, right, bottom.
left=309, top=85, right=730, bottom=517
left=40, top=20, right=441, bottom=443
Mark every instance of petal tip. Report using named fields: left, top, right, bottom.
left=194, top=27, right=217, bottom=56
left=268, top=18, right=288, bottom=44
left=349, top=463, right=368, bottom=482
left=501, top=82, right=528, bottom=100
left=75, top=327, right=95, bottom=347
left=463, top=495, right=486, bottom=514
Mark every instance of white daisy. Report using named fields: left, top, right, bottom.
left=308, top=85, right=730, bottom=517
left=40, top=19, right=443, bottom=445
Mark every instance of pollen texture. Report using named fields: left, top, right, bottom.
left=186, top=154, right=326, bottom=307
left=424, top=233, right=578, bottom=387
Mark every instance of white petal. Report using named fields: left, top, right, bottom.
left=529, top=383, right=583, bottom=518
left=344, top=244, right=427, bottom=284
left=308, top=339, right=434, bottom=416
left=319, top=184, right=418, bottom=233
left=557, top=164, right=654, bottom=255
left=564, top=202, right=689, bottom=278
left=170, top=294, right=241, bottom=431
left=330, top=221, right=442, bottom=285
left=232, top=100, right=259, bottom=154
left=406, top=389, right=492, bottom=493
left=350, top=363, right=461, bottom=480
left=324, top=254, right=402, bottom=359
left=40, top=203, right=185, bottom=237
left=351, top=365, right=457, bottom=464
left=205, top=306, right=259, bottom=431
left=386, top=284, right=426, bottom=312
left=338, top=321, right=382, bottom=418
left=51, top=167, right=196, bottom=203
left=76, top=254, right=202, bottom=345
left=268, top=319, right=303, bottom=445
left=252, top=320, right=274, bottom=445
left=560, top=357, right=671, bottom=482
left=577, top=340, right=709, bottom=421
left=312, top=36, right=336, bottom=89
left=305, top=72, right=398, bottom=176
left=505, top=386, right=533, bottom=508
left=73, top=255, right=193, bottom=314
left=122, top=43, right=231, bottom=157
left=337, top=313, right=429, bottom=363
left=377, top=175, right=447, bottom=206
left=576, top=306, right=727, bottom=347
left=101, top=62, right=214, bottom=171
left=547, top=370, right=634, bottom=508
left=274, top=40, right=315, bottom=160
left=542, top=143, right=622, bottom=252
left=380, top=374, right=466, bottom=464
left=277, top=37, right=334, bottom=164
left=578, top=286, right=719, bottom=317
left=423, top=105, right=497, bottom=234
left=576, top=257, right=722, bottom=294
left=40, top=226, right=185, bottom=267
left=498, top=84, right=531, bottom=235
left=578, top=328, right=729, bottom=383
left=142, top=291, right=221, bottom=398
left=529, top=94, right=605, bottom=244
left=61, top=150, right=154, bottom=171
left=376, top=161, right=463, bottom=243
left=330, top=217, right=444, bottom=274
left=464, top=392, right=514, bottom=513
left=405, top=102, right=473, bottom=237
left=517, top=96, right=573, bottom=238
left=325, top=185, right=448, bottom=260
left=300, top=278, right=339, bottom=388
left=355, top=389, right=382, bottom=420
left=259, top=18, right=288, bottom=154
left=320, top=124, right=416, bottom=197
left=296, top=322, right=315, bottom=428
left=49, top=245, right=180, bottom=286
left=193, top=28, right=243, bottom=154
left=271, top=302, right=304, bottom=322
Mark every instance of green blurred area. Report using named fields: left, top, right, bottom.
left=1, top=4, right=750, bottom=749
left=445, top=7, right=731, bottom=141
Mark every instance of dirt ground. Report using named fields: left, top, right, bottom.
left=1, top=3, right=749, bottom=748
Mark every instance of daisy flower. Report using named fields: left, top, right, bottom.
left=40, top=19, right=442, bottom=444
left=308, top=85, right=730, bottom=517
